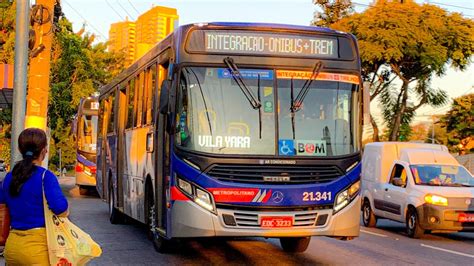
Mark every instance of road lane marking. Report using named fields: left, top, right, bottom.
left=360, top=229, right=388, bottom=238
left=420, top=244, right=474, bottom=258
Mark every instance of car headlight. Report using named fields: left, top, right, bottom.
left=425, top=194, right=448, bottom=206
left=176, top=175, right=216, bottom=213
left=334, top=181, right=360, bottom=213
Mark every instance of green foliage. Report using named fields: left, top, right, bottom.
left=0, top=107, right=11, bottom=126
left=49, top=118, right=76, bottom=167
left=330, top=1, right=474, bottom=141
left=312, top=0, right=353, bottom=27
left=0, top=1, right=15, bottom=64
left=440, top=93, right=474, bottom=151
left=0, top=124, right=10, bottom=163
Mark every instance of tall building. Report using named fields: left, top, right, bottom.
left=135, top=6, right=179, bottom=60
left=108, top=20, right=136, bottom=66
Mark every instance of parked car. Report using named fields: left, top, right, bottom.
left=361, top=142, right=474, bottom=238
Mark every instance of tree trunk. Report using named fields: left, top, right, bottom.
left=389, top=81, right=409, bottom=141
left=370, top=114, right=380, bottom=142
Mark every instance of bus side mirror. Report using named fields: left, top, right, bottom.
left=362, top=81, right=371, bottom=126
left=159, top=80, right=170, bottom=115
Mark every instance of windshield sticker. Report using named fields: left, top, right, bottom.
left=296, top=140, right=327, bottom=156
left=264, top=87, right=273, bottom=97
left=276, top=70, right=360, bottom=85
left=198, top=135, right=251, bottom=149
left=278, top=139, right=295, bottom=156
left=264, top=101, right=274, bottom=113
left=218, top=69, right=274, bottom=80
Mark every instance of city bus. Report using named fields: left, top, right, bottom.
left=97, top=22, right=367, bottom=253
left=73, top=96, right=99, bottom=195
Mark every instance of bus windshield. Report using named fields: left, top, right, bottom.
left=175, top=67, right=357, bottom=156
left=78, top=114, right=98, bottom=154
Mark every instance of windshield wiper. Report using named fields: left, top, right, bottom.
left=291, top=61, right=323, bottom=112
left=223, top=57, right=261, bottom=109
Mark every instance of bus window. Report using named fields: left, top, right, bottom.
left=145, top=64, right=157, bottom=125
left=127, top=78, right=136, bottom=129
left=136, top=72, right=145, bottom=127
left=107, top=93, right=116, bottom=133
left=98, top=99, right=105, bottom=136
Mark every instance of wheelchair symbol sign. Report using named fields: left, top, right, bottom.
left=278, top=140, right=295, bottom=156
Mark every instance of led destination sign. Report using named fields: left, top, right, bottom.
left=187, top=30, right=339, bottom=58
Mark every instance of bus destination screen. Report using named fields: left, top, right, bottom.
left=187, top=30, right=339, bottom=58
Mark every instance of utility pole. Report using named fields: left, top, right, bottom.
left=26, top=0, right=57, bottom=168
left=10, top=0, right=30, bottom=167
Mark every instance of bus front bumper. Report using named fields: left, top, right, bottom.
left=76, top=172, right=96, bottom=187
left=170, top=195, right=360, bottom=238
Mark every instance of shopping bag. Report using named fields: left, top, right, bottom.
left=42, top=171, right=102, bottom=265
left=0, top=203, right=10, bottom=245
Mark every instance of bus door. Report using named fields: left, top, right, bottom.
left=116, top=87, right=127, bottom=209
left=155, top=63, right=171, bottom=233
left=96, top=99, right=106, bottom=198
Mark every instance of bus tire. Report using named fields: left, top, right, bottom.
left=79, top=185, right=88, bottom=196
left=406, top=207, right=424, bottom=239
left=362, top=199, right=377, bottom=227
left=109, top=183, right=124, bottom=224
left=279, top=237, right=311, bottom=253
left=152, top=234, right=172, bottom=253
left=145, top=180, right=154, bottom=240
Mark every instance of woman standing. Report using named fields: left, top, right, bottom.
left=0, top=128, right=68, bottom=265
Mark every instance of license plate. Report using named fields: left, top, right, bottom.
left=261, top=216, right=293, bottom=228
left=458, top=213, right=474, bottom=222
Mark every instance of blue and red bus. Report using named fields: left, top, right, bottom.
left=73, top=96, right=99, bottom=195
left=97, top=22, right=367, bottom=253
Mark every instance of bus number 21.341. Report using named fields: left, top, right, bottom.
left=302, top=191, right=332, bottom=202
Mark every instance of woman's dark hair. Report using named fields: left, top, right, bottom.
left=10, top=128, right=47, bottom=196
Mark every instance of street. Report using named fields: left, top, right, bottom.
left=57, top=177, right=474, bottom=265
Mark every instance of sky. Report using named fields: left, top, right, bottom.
left=61, top=0, right=474, bottom=124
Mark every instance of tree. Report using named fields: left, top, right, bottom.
left=329, top=0, right=474, bottom=141
left=0, top=1, right=15, bottom=64
left=439, top=93, right=474, bottom=153
left=409, top=123, right=428, bottom=142
left=312, top=0, right=353, bottom=27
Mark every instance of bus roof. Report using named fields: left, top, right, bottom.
left=189, top=22, right=344, bottom=35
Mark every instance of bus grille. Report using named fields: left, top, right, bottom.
left=223, top=210, right=326, bottom=228
left=206, top=164, right=343, bottom=184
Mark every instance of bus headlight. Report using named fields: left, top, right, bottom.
left=176, top=175, right=216, bottom=214
left=177, top=178, right=193, bottom=195
left=334, top=181, right=360, bottom=214
left=425, top=194, right=448, bottom=206
left=195, top=188, right=214, bottom=212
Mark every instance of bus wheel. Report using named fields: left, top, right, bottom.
left=279, top=237, right=311, bottom=253
left=152, top=234, right=172, bottom=253
left=406, top=207, right=424, bottom=238
left=145, top=185, right=155, bottom=240
left=109, top=184, right=124, bottom=224
left=362, top=199, right=377, bottom=227
left=79, top=186, right=88, bottom=196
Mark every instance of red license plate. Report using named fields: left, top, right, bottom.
left=458, top=213, right=474, bottom=222
left=261, top=216, right=293, bottom=228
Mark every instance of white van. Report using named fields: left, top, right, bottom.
left=361, top=142, right=474, bottom=238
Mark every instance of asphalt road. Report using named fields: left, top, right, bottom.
left=60, top=177, right=474, bottom=266
left=2, top=177, right=473, bottom=265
